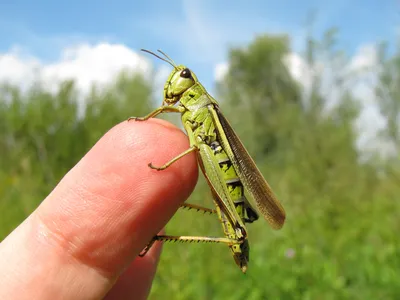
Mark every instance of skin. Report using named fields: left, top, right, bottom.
left=0, top=119, right=198, bottom=300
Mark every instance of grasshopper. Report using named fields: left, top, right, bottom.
left=129, top=49, right=286, bottom=273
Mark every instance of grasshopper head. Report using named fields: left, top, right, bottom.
left=163, top=66, right=198, bottom=104
left=140, top=49, right=198, bottom=104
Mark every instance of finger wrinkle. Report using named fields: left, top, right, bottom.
left=33, top=211, right=122, bottom=280
left=36, top=181, right=137, bottom=277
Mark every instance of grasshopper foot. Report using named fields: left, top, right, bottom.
left=127, top=116, right=146, bottom=122
left=148, top=162, right=165, bottom=171
left=139, top=246, right=151, bottom=257
left=139, top=237, right=157, bottom=257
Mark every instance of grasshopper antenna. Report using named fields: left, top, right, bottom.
left=157, top=49, right=177, bottom=68
left=141, top=49, right=176, bottom=69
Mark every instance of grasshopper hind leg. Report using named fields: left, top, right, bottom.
left=139, top=202, right=217, bottom=257
left=139, top=235, right=242, bottom=257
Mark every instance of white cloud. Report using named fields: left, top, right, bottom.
left=42, top=43, right=151, bottom=95
left=0, top=43, right=177, bottom=119
left=214, top=62, right=229, bottom=82
left=0, top=47, right=41, bottom=91
left=283, top=53, right=324, bottom=93
left=283, top=53, right=309, bottom=85
left=344, top=46, right=395, bottom=158
left=0, top=43, right=152, bottom=96
left=348, top=44, right=378, bottom=71
left=286, top=45, right=390, bottom=157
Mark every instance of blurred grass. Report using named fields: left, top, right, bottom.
left=149, top=167, right=400, bottom=299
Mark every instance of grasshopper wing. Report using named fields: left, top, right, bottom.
left=197, top=143, right=246, bottom=230
left=209, top=105, right=286, bottom=229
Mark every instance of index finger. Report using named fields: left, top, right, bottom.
left=0, top=118, right=198, bottom=299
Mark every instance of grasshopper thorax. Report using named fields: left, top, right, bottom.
left=163, top=65, right=198, bottom=104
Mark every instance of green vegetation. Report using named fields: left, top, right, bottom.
left=1, top=30, right=399, bottom=299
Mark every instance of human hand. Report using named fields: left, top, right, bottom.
left=0, top=119, right=198, bottom=300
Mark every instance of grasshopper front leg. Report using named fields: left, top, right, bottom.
left=128, top=105, right=183, bottom=121
left=148, top=121, right=198, bottom=171
left=149, top=146, right=197, bottom=170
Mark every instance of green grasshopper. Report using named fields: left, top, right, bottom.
left=129, top=49, right=286, bottom=273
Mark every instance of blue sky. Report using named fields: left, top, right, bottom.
left=0, top=0, right=398, bottom=91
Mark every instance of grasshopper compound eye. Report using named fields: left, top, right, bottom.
left=180, top=68, right=192, bottom=78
